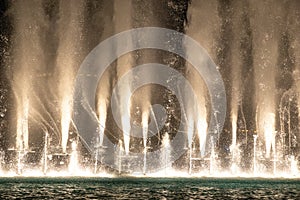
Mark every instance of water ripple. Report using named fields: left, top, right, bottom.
left=0, top=177, right=299, bottom=199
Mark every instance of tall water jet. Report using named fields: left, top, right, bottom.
left=42, top=130, right=48, bottom=175
left=197, top=116, right=208, bottom=158
left=230, top=113, right=240, bottom=173
left=161, top=133, right=171, bottom=175
left=16, top=97, right=29, bottom=151
left=118, top=140, right=124, bottom=175
left=229, top=3, right=243, bottom=167
left=231, top=114, right=237, bottom=150
left=120, top=98, right=131, bottom=155
left=249, top=0, right=282, bottom=159
left=253, top=135, right=258, bottom=174
left=187, top=114, right=194, bottom=150
left=114, top=0, right=134, bottom=155
left=183, top=51, right=208, bottom=159
left=94, top=99, right=107, bottom=173
left=142, top=109, right=149, bottom=175
left=60, top=97, right=71, bottom=153
left=56, top=0, right=86, bottom=153
left=185, top=0, right=219, bottom=158
left=186, top=112, right=194, bottom=175
left=230, top=0, right=244, bottom=148
left=273, top=141, right=277, bottom=175
left=97, top=99, right=107, bottom=147
left=16, top=103, right=29, bottom=174
left=209, top=136, right=216, bottom=175
left=10, top=0, right=46, bottom=174
left=288, top=1, right=300, bottom=156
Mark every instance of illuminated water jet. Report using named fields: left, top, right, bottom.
left=60, top=97, right=71, bottom=153
left=230, top=114, right=241, bottom=174
left=56, top=0, right=85, bottom=153
left=161, top=133, right=171, bottom=175
left=16, top=98, right=29, bottom=151
left=142, top=110, right=149, bottom=175
left=42, top=130, right=48, bottom=175
left=253, top=135, right=258, bottom=174
left=97, top=99, right=107, bottom=147
left=197, top=117, right=208, bottom=158
left=263, top=113, right=276, bottom=158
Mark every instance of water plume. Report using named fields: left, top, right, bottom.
left=142, top=107, right=149, bottom=175
left=231, top=114, right=237, bottom=149
left=55, top=0, right=86, bottom=153
left=287, top=1, right=300, bottom=142
left=249, top=0, right=282, bottom=158
left=197, top=116, right=208, bottom=157
left=11, top=0, right=46, bottom=151
left=16, top=97, right=29, bottom=150
left=161, top=133, right=171, bottom=174
left=142, top=109, right=149, bottom=149
left=263, top=112, right=276, bottom=158
left=187, top=114, right=194, bottom=149
left=114, top=0, right=134, bottom=155
left=120, top=90, right=132, bottom=155
left=185, top=0, right=219, bottom=157
left=230, top=0, right=244, bottom=152
left=97, top=99, right=107, bottom=147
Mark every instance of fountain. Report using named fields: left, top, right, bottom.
left=0, top=0, right=299, bottom=178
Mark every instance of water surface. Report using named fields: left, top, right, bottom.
left=0, top=177, right=299, bottom=199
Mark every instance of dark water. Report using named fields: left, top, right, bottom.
left=0, top=177, right=299, bottom=199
